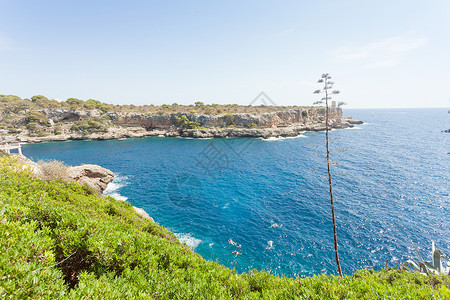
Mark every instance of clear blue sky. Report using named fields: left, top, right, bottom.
left=1, top=0, right=449, bottom=108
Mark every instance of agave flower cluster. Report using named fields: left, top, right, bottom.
left=313, top=73, right=340, bottom=106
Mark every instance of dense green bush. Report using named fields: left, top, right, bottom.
left=224, top=114, right=236, bottom=126
left=31, top=95, right=61, bottom=108
left=0, top=156, right=449, bottom=299
left=26, top=122, right=39, bottom=131
left=70, top=118, right=109, bottom=133
left=25, top=111, right=48, bottom=124
left=83, top=99, right=114, bottom=112
left=66, top=98, right=84, bottom=109
left=174, top=115, right=202, bottom=129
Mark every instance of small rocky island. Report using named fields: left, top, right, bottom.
left=0, top=94, right=362, bottom=143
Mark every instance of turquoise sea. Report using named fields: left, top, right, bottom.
left=22, top=108, right=449, bottom=277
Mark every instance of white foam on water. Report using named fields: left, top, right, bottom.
left=175, top=233, right=202, bottom=250
left=104, top=174, right=129, bottom=201
left=344, top=126, right=362, bottom=130
left=260, top=134, right=308, bottom=141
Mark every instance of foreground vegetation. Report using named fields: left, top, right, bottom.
left=0, top=155, right=449, bottom=299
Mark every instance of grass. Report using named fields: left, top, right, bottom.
left=0, top=155, right=448, bottom=299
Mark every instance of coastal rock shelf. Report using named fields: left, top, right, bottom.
left=0, top=106, right=362, bottom=143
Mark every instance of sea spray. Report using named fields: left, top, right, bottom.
left=175, top=233, right=202, bottom=250
left=104, top=174, right=129, bottom=201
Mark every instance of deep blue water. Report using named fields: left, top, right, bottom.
left=21, top=108, right=449, bottom=277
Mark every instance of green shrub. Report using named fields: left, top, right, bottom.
left=36, top=131, right=48, bottom=137
left=69, top=124, right=80, bottom=132
left=25, top=111, right=48, bottom=124
left=26, top=122, right=39, bottom=131
left=0, top=155, right=448, bottom=299
left=224, top=114, right=236, bottom=126
left=70, top=119, right=108, bottom=133
left=174, top=114, right=202, bottom=129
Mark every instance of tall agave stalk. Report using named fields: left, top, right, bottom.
left=314, top=73, right=343, bottom=277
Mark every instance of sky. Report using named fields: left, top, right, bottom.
left=0, top=0, right=449, bottom=108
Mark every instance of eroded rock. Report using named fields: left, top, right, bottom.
left=68, top=164, right=115, bottom=193
left=133, top=206, right=155, bottom=223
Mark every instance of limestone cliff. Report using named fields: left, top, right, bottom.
left=0, top=106, right=361, bottom=143
left=105, top=107, right=342, bottom=129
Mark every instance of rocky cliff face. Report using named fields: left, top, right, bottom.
left=36, top=107, right=342, bottom=129
left=106, top=107, right=343, bottom=129
left=1, top=107, right=360, bottom=143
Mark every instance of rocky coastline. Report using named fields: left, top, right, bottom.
left=0, top=107, right=363, bottom=143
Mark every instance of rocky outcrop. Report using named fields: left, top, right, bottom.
left=41, top=108, right=104, bottom=121
left=15, top=155, right=114, bottom=193
left=68, top=164, right=115, bottom=193
left=344, top=118, right=364, bottom=125
left=107, top=107, right=343, bottom=130
left=35, top=107, right=343, bottom=130
left=133, top=206, right=155, bottom=223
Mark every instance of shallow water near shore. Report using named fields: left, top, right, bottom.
left=22, top=108, right=449, bottom=277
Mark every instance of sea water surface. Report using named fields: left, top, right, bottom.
left=22, top=108, right=449, bottom=277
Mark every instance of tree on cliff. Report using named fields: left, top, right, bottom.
left=314, top=73, right=344, bottom=277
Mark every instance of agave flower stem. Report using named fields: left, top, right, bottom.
left=323, top=76, right=343, bottom=277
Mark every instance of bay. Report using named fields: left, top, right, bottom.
left=21, top=108, right=450, bottom=277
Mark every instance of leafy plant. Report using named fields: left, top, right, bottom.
left=25, top=111, right=48, bottom=124
left=174, top=114, right=202, bottom=129
left=401, top=242, right=450, bottom=275
left=223, top=114, right=236, bottom=126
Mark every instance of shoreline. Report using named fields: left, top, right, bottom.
left=0, top=118, right=363, bottom=144
left=1, top=105, right=363, bottom=144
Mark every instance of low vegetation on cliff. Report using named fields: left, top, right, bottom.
left=0, top=155, right=448, bottom=299
left=0, top=94, right=304, bottom=115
